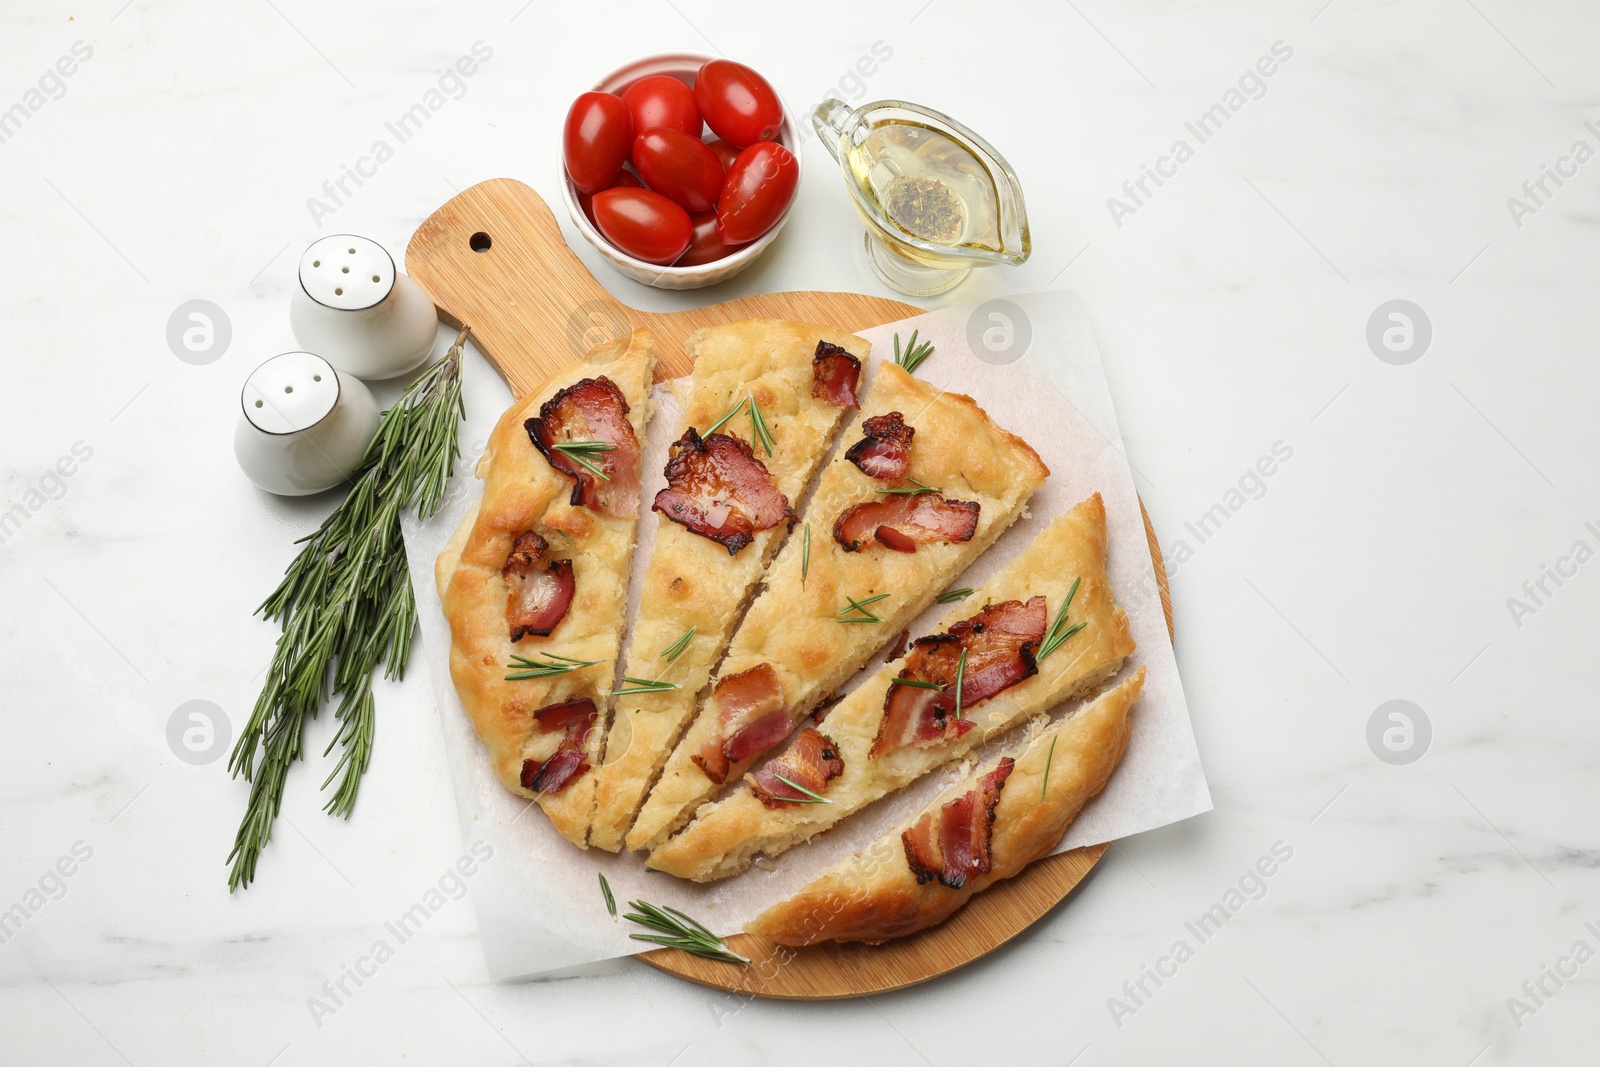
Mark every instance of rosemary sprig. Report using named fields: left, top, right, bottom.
left=893, top=329, right=934, bottom=374
left=838, top=592, right=889, bottom=623
left=615, top=676, right=680, bottom=696
left=748, top=393, right=777, bottom=456
left=875, top=478, right=940, bottom=496
left=953, top=648, right=968, bottom=720
left=505, top=653, right=602, bottom=681
left=801, top=524, right=811, bottom=584
left=1038, top=577, right=1087, bottom=661
left=553, top=440, right=614, bottom=480
left=705, top=396, right=747, bottom=435
left=227, top=326, right=468, bottom=891
left=659, top=626, right=695, bottom=664
left=771, top=773, right=834, bottom=804
left=936, top=587, right=974, bottom=604
left=624, top=899, right=749, bottom=963
left=599, top=872, right=616, bottom=918
left=890, top=677, right=946, bottom=691
left=1040, top=735, right=1058, bottom=801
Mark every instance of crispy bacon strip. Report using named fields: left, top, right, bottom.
left=811, top=341, right=861, bottom=408
left=502, top=531, right=575, bottom=641
left=525, top=376, right=640, bottom=516
left=870, top=597, right=1047, bottom=757
left=902, top=758, right=1014, bottom=888
left=520, top=698, right=597, bottom=795
left=653, top=429, right=794, bottom=555
left=745, top=728, right=845, bottom=807
left=834, top=493, right=980, bottom=553
left=691, top=664, right=790, bottom=783
left=845, top=412, right=914, bottom=481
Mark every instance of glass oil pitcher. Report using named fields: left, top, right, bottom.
left=812, top=97, right=1031, bottom=296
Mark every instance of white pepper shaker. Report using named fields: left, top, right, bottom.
left=289, top=235, right=438, bottom=379
left=234, top=351, right=380, bottom=496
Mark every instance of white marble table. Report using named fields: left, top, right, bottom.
left=3, top=1, right=1596, bottom=1063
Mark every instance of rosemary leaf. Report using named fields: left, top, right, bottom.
left=1038, top=577, right=1086, bottom=661
left=659, top=626, right=695, bottom=664
left=890, top=677, right=946, bottom=691
left=623, top=899, right=749, bottom=963
left=936, top=587, right=975, bottom=604
left=554, top=440, right=615, bottom=481
left=748, top=393, right=777, bottom=456
left=771, top=773, right=834, bottom=804
left=1041, top=735, right=1058, bottom=801
left=614, top=676, right=680, bottom=696
left=893, top=329, right=934, bottom=374
left=874, top=478, right=940, bottom=496
left=801, top=523, right=811, bottom=584
left=599, top=872, right=616, bottom=918
left=705, top=397, right=747, bottom=435
left=227, top=325, right=468, bottom=891
left=837, top=592, right=888, bottom=623
left=953, top=648, right=968, bottom=720
left=505, top=653, right=602, bottom=681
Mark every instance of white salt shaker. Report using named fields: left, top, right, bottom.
left=289, top=235, right=438, bottom=380
left=234, top=351, right=381, bottom=496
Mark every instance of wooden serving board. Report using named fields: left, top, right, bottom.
left=406, top=178, right=1171, bottom=1000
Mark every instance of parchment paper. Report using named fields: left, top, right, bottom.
left=402, top=291, right=1211, bottom=979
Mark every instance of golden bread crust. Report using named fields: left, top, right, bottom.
left=628, top=363, right=1050, bottom=852
left=588, top=320, right=869, bottom=852
left=746, top=668, right=1145, bottom=945
left=435, top=331, right=654, bottom=847
left=647, top=494, right=1133, bottom=881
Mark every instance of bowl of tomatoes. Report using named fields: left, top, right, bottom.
left=560, top=52, right=801, bottom=289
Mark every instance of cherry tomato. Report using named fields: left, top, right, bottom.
left=694, top=60, right=783, bottom=148
left=676, top=210, right=742, bottom=266
left=633, top=129, right=724, bottom=213
left=578, top=169, right=643, bottom=223
left=592, top=187, right=693, bottom=265
left=716, top=141, right=798, bottom=245
left=563, top=92, right=633, bottom=195
left=620, top=75, right=701, bottom=139
left=705, top=138, right=740, bottom=173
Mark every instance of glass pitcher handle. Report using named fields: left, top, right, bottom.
left=811, top=97, right=854, bottom=162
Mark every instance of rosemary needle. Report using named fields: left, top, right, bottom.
left=875, top=478, right=940, bottom=496
left=890, top=677, right=946, bottom=690
left=599, top=873, right=617, bottom=919
left=504, top=653, right=602, bottom=681
left=228, top=326, right=468, bottom=891
left=936, top=587, right=975, bottom=604
left=771, top=773, right=833, bottom=804
left=801, top=524, right=810, bottom=584
left=705, top=397, right=747, bottom=435
left=614, top=676, right=680, bottom=696
left=747, top=393, right=776, bottom=456
left=553, top=440, right=614, bottom=480
left=1041, top=736, right=1058, bottom=802
left=1038, top=577, right=1087, bottom=661
left=953, top=648, right=968, bottom=720
left=659, top=626, right=695, bottom=664
left=624, top=899, right=749, bottom=964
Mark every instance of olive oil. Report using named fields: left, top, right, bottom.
left=844, top=120, right=1004, bottom=265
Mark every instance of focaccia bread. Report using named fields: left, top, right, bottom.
left=588, top=320, right=870, bottom=853
left=746, top=668, right=1145, bottom=945
left=435, top=330, right=654, bottom=847
left=626, top=361, right=1050, bottom=852
left=647, top=494, right=1133, bottom=881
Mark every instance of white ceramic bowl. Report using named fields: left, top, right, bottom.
left=559, top=51, right=801, bottom=290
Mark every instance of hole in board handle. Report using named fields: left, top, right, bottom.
left=469, top=231, right=492, bottom=253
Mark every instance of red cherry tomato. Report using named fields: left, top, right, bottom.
left=676, top=210, right=742, bottom=266
left=633, top=129, right=724, bottom=213
left=620, top=75, right=701, bottom=139
left=694, top=60, right=783, bottom=148
left=578, top=169, right=643, bottom=223
left=592, top=187, right=693, bottom=265
left=716, top=141, right=798, bottom=245
left=563, top=92, right=633, bottom=195
left=705, top=138, right=740, bottom=173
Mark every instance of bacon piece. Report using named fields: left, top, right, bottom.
left=525, top=376, right=641, bottom=516
left=691, top=664, right=790, bottom=783
left=653, top=429, right=794, bottom=555
left=845, top=412, right=914, bottom=481
left=811, top=341, right=861, bottom=408
left=902, top=758, right=1014, bottom=888
left=502, top=531, right=575, bottom=641
left=870, top=598, right=1047, bottom=757
left=834, top=494, right=980, bottom=553
left=519, top=698, right=597, bottom=795
left=746, top=728, right=845, bottom=807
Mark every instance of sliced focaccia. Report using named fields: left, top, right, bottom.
left=626, top=361, right=1050, bottom=852
left=588, top=320, right=870, bottom=852
left=647, top=494, right=1133, bottom=880
left=435, top=330, right=654, bottom=847
left=746, top=668, right=1144, bottom=945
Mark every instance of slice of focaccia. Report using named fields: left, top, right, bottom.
left=626, top=361, right=1050, bottom=852
left=435, top=330, right=654, bottom=847
left=588, top=320, right=870, bottom=852
left=646, top=494, right=1134, bottom=880
left=746, top=667, right=1144, bottom=945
